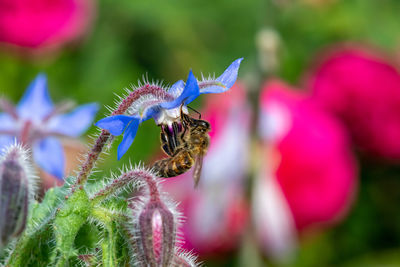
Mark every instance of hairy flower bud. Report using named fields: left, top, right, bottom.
left=0, top=144, right=36, bottom=249
left=126, top=168, right=186, bottom=267
left=173, top=250, right=199, bottom=267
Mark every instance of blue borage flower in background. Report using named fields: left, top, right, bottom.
left=96, top=58, right=243, bottom=160
left=0, top=74, right=99, bottom=179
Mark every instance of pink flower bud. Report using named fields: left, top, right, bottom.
left=127, top=168, right=185, bottom=267
left=173, top=250, right=199, bottom=266
left=0, top=143, right=36, bottom=249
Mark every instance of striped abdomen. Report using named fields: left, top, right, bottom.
left=153, top=150, right=194, bottom=178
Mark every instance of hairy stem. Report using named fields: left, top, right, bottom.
left=55, top=255, right=68, bottom=267
left=19, top=121, right=32, bottom=146
left=0, top=98, right=18, bottom=119
left=91, top=208, right=128, bottom=267
left=91, top=207, right=128, bottom=224
left=75, top=130, right=110, bottom=186
left=90, top=171, right=138, bottom=205
left=101, top=225, right=117, bottom=267
left=5, top=223, right=52, bottom=266
left=52, top=189, right=91, bottom=266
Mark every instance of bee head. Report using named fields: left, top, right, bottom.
left=195, top=119, right=210, bottom=131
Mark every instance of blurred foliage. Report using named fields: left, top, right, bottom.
left=1, top=0, right=400, bottom=266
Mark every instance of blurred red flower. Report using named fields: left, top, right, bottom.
left=0, top=0, right=94, bottom=53
left=161, top=84, right=251, bottom=256
left=309, top=46, right=400, bottom=160
left=254, top=80, right=358, bottom=259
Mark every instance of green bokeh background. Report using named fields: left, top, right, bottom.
left=1, top=0, right=400, bottom=266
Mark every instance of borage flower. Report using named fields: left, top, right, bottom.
left=0, top=74, right=98, bottom=179
left=95, top=58, right=243, bottom=160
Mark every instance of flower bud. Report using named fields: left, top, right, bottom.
left=0, top=144, right=36, bottom=249
left=173, top=250, right=199, bottom=267
left=127, top=168, right=184, bottom=267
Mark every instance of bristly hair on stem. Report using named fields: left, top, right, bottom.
left=89, top=163, right=146, bottom=204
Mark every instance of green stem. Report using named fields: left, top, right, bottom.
left=91, top=206, right=130, bottom=266
left=91, top=208, right=123, bottom=267
left=55, top=256, right=68, bottom=267
left=90, top=171, right=137, bottom=205
left=51, top=189, right=91, bottom=266
left=101, top=225, right=117, bottom=267
left=6, top=233, right=35, bottom=266
left=91, top=206, right=128, bottom=224
left=5, top=224, right=51, bottom=266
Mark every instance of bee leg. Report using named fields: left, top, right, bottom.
left=172, top=122, right=181, bottom=147
left=181, top=123, right=187, bottom=138
left=161, top=144, right=173, bottom=156
left=160, top=131, right=173, bottom=156
left=180, top=103, right=185, bottom=118
left=165, top=124, right=178, bottom=153
left=160, top=130, right=168, bottom=143
left=180, top=105, right=192, bottom=127
left=187, top=105, right=202, bottom=119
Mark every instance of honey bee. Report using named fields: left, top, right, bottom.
left=153, top=106, right=211, bottom=186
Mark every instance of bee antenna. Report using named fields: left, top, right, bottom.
left=187, top=105, right=201, bottom=119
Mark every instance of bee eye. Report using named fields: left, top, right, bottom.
left=201, top=121, right=210, bottom=128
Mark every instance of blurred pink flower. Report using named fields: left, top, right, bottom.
left=254, top=80, right=358, bottom=259
left=309, top=46, right=400, bottom=160
left=161, top=83, right=251, bottom=256
left=0, top=0, right=94, bottom=53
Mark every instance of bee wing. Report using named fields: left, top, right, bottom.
left=192, top=153, right=204, bottom=187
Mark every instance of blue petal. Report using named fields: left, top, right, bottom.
left=117, top=119, right=140, bottom=160
left=33, top=137, right=64, bottom=180
left=217, top=58, right=243, bottom=88
left=0, top=113, right=15, bottom=131
left=0, top=113, right=16, bottom=151
left=0, top=136, right=14, bottom=152
left=95, top=115, right=138, bottom=136
left=141, top=105, right=161, bottom=122
left=200, top=58, right=243, bottom=94
left=17, top=73, right=54, bottom=120
left=47, top=103, right=99, bottom=137
left=168, top=80, right=185, bottom=98
left=160, top=71, right=200, bottom=109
